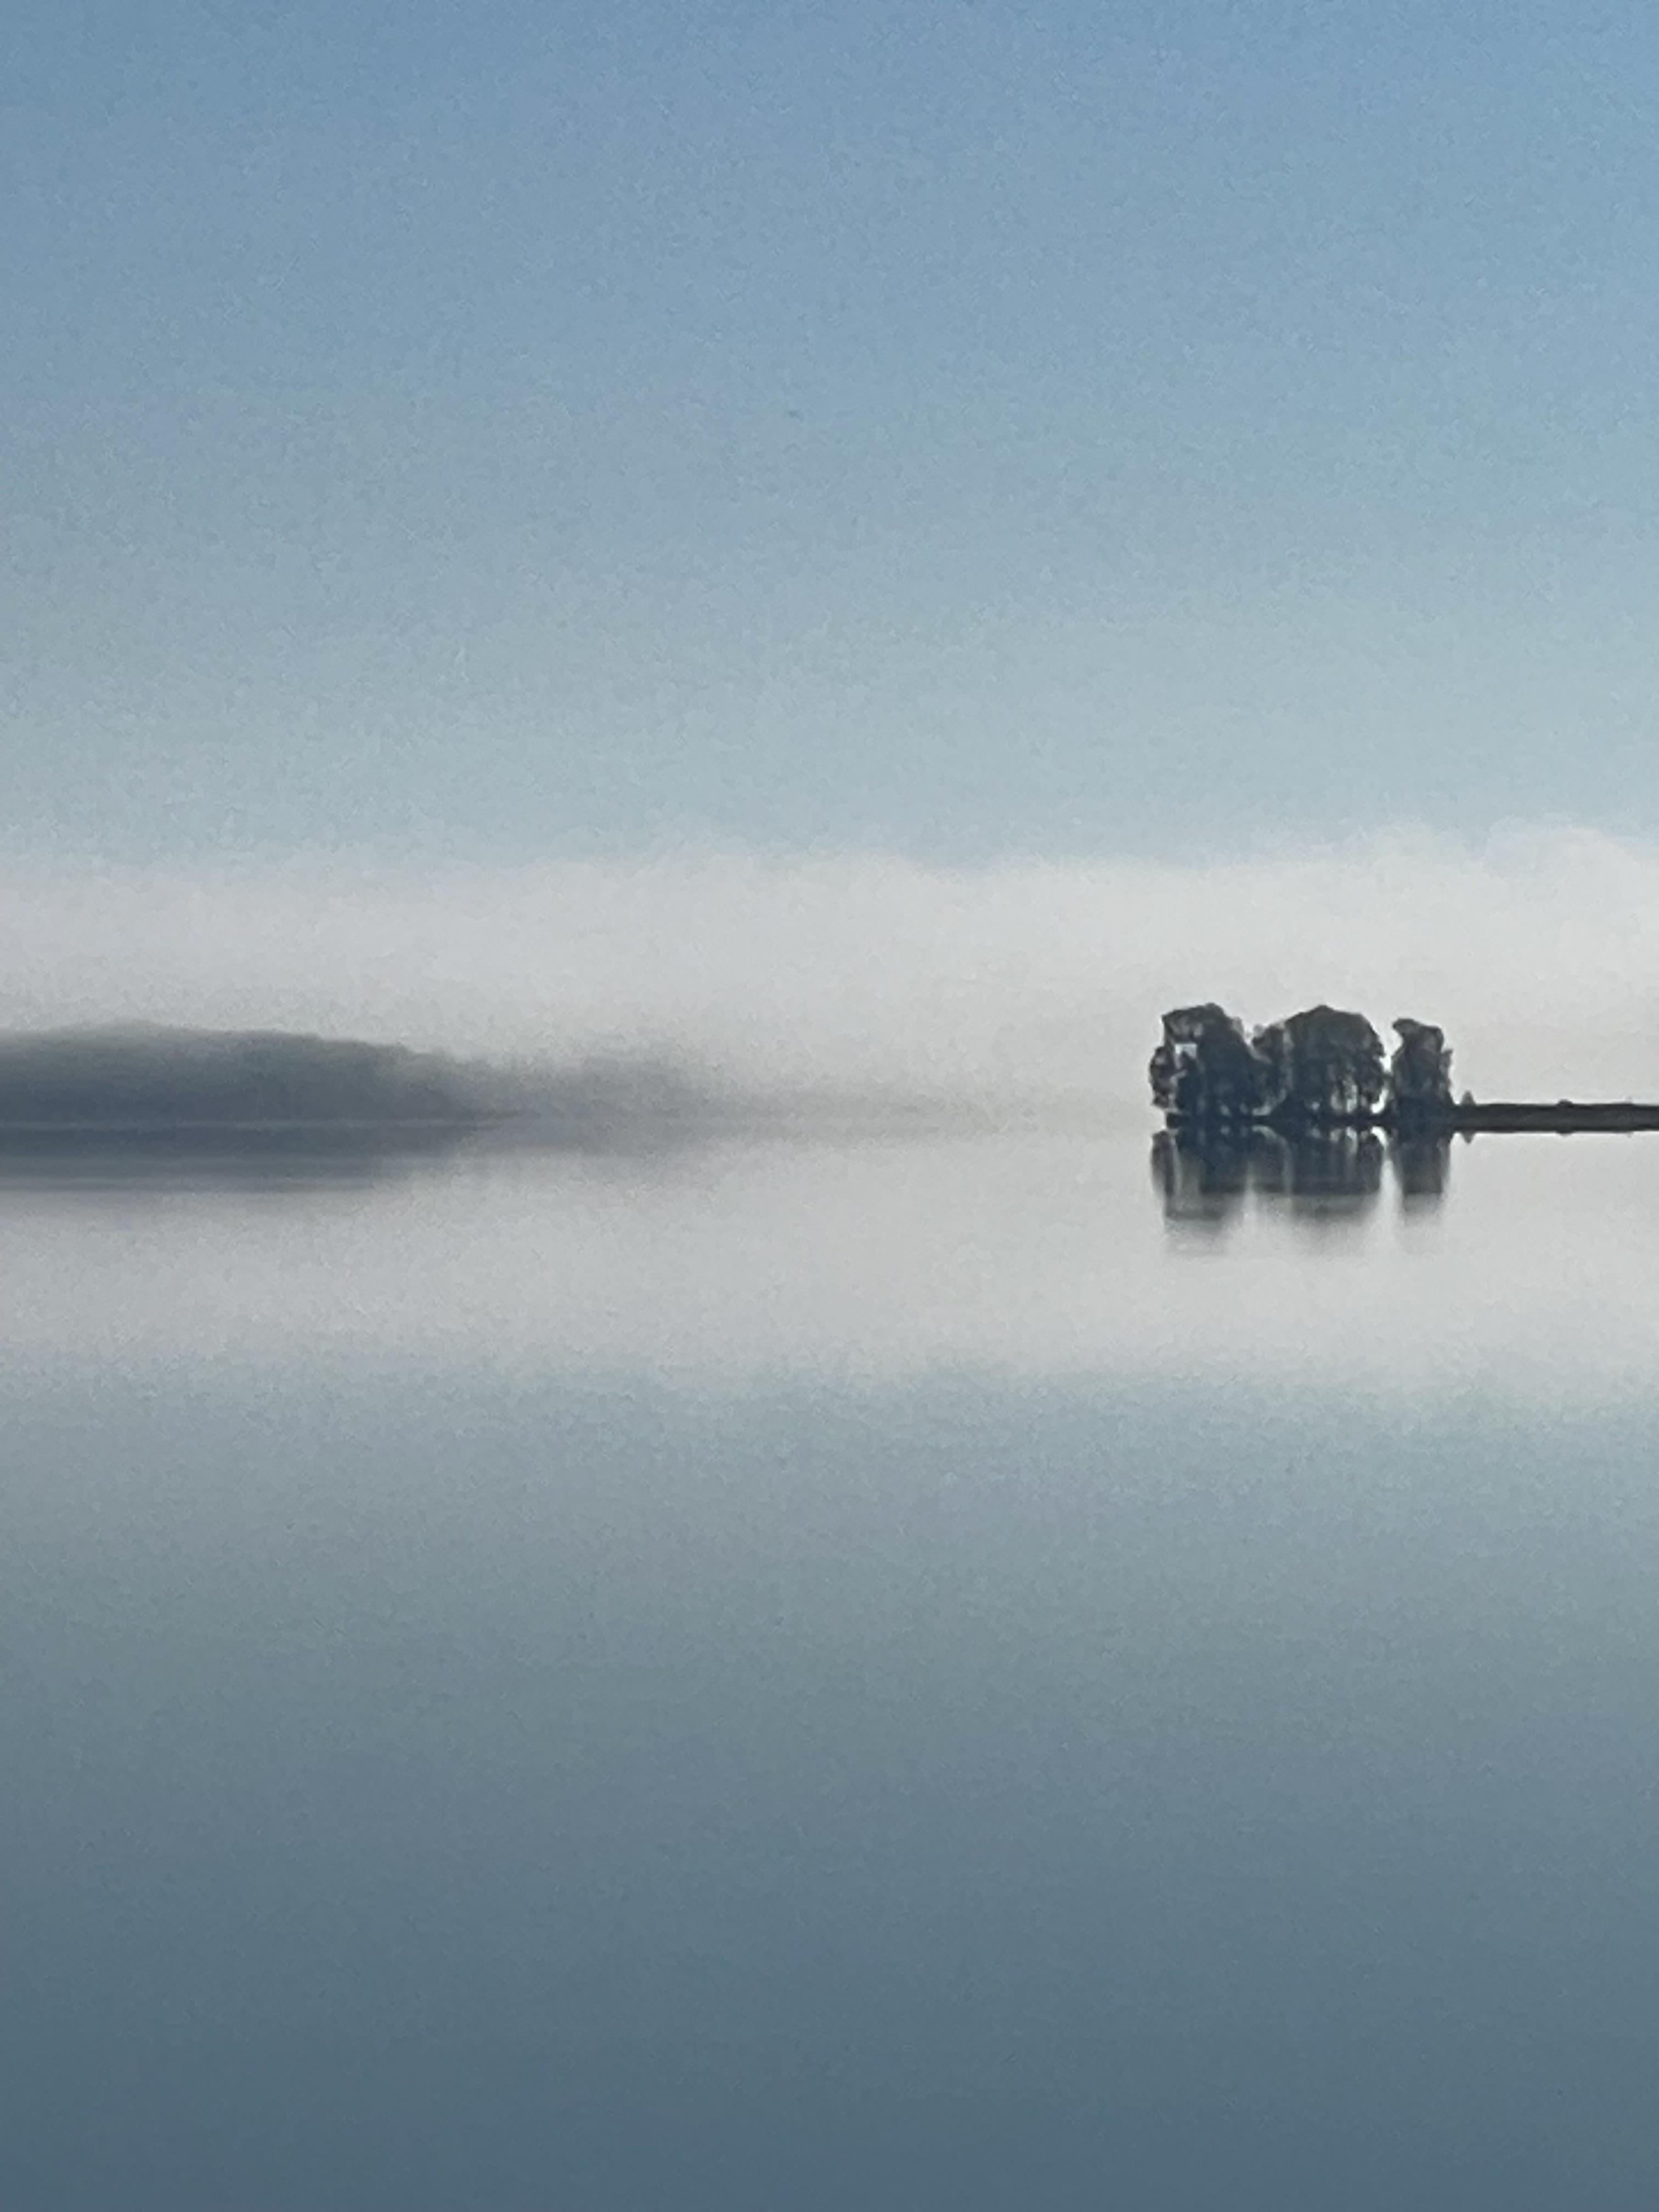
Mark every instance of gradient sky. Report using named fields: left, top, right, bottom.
left=8, top=0, right=1659, bottom=859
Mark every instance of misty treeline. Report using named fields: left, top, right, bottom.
left=0, top=1028, right=712, bottom=1138
left=1150, top=1003, right=1454, bottom=1129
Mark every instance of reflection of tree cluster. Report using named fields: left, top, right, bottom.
left=1150, top=1128, right=1449, bottom=1232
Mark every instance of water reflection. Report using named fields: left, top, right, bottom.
left=0, top=1126, right=1650, bottom=1391
left=0, top=1123, right=480, bottom=1193
left=1392, top=1131, right=1453, bottom=1208
left=1151, top=1128, right=1449, bottom=1233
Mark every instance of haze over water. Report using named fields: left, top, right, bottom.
left=6, top=847, right=1659, bottom=2209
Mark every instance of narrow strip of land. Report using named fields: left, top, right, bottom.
left=1449, top=1102, right=1659, bottom=1134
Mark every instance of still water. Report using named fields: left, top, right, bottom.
left=5, top=1128, right=1659, bottom=2209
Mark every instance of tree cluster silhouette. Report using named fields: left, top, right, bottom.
left=1150, top=1005, right=1453, bottom=1130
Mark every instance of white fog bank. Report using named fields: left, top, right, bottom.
left=2, top=828, right=1658, bottom=1108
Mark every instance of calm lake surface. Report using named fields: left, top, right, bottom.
left=5, top=1127, right=1659, bottom=2209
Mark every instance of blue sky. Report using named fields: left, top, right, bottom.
left=7, top=0, right=1659, bottom=858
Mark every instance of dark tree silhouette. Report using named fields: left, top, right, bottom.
left=1390, top=1018, right=1454, bottom=1126
left=1149, top=1005, right=1267, bottom=1125
left=1249, top=1006, right=1386, bottom=1124
left=1150, top=1003, right=1466, bottom=1131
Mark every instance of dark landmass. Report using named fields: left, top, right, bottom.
left=1151, top=1002, right=1659, bottom=1137
left=0, top=1026, right=930, bottom=1166
left=0, top=1027, right=492, bottom=1132
left=1441, top=1101, right=1659, bottom=1133
left=0, top=1027, right=737, bottom=1160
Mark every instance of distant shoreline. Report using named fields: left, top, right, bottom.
left=0, top=1026, right=700, bottom=1149
left=0, top=1117, right=486, bottom=1133
left=1443, top=1102, right=1659, bottom=1135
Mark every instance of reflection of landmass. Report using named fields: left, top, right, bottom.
left=0, top=1124, right=476, bottom=1193
left=1152, top=1128, right=1448, bottom=1232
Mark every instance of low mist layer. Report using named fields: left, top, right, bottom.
left=3, top=830, right=1658, bottom=1110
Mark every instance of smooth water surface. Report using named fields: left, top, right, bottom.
left=4, top=1131, right=1659, bottom=2209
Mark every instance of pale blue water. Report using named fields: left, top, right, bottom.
left=4, top=1132, right=1659, bottom=2209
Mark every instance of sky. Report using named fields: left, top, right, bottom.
left=8, top=0, right=1659, bottom=862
